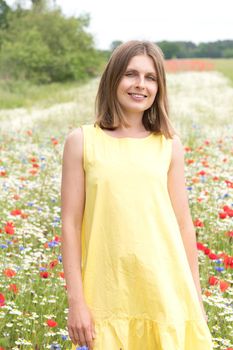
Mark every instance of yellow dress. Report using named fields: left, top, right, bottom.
left=71, top=123, right=213, bottom=350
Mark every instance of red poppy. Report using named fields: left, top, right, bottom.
left=21, top=212, right=29, bottom=219
left=219, top=212, right=227, bottom=219
left=10, top=209, right=22, bottom=216
left=226, top=231, right=233, bottom=238
left=204, top=290, right=212, bottom=297
left=186, top=159, right=194, bottom=165
left=59, top=272, right=65, bottom=279
left=30, top=157, right=37, bottom=163
left=194, top=219, right=204, bottom=227
left=0, top=293, right=5, bottom=306
left=4, top=222, right=15, bottom=235
left=26, top=130, right=33, bottom=136
left=197, top=242, right=205, bottom=251
left=49, top=260, right=58, bottom=269
left=51, top=137, right=58, bottom=145
left=184, top=146, right=192, bottom=152
left=40, top=271, right=49, bottom=279
left=219, top=280, right=230, bottom=293
left=213, top=176, right=219, bottom=181
left=197, top=170, right=206, bottom=176
left=28, top=168, right=38, bottom=175
left=208, top=253, right=219, bottom=260
left=223, top=255, right=233, bottom=269
left=225, top=180, right=233, bottom=188
left=0, top=170, right=7, bottom=177
left=204, top=247, right=211, bottom=255
left=13, top=194, right=20, bottom=200
left=9, top=283, right=19, bottom=294
left=204, top=140, right=210, bottom=145
left=208, top=276, right=219, bottom=286
left=3, top=268, right=16, bottom=277
left=223, top=205, right=233, bottom=217
left=47, top=319, right=58, bottom=327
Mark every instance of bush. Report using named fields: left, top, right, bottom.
left=0, top=7, right=103, bottom=83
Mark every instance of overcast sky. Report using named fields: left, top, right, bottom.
left=6, top=0, right=233, bottom=50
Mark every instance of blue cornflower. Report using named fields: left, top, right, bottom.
left=39, top=267, right=47, bottom=271
left=187, top=186, right=192, bottom=191
left=50, top=344, right=61, bottom=350
left=214, top=266, right=225, bottom=272
left=215, top=259, right=222, bottom=264
left=0, top=244, right=8, bottom=249
left=48, top=241, right=59, bottom=248
left=61, top=334, right=68, bottom=341
left=58, top=255, right=62, bottom=263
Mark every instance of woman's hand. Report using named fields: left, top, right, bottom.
left=68, top=301, right=96, bottom=349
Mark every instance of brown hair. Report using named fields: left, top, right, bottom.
left=95, top=40, right=176, bottom=139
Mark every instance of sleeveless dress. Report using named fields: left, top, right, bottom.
left=71, top=123, right=213, bottom=350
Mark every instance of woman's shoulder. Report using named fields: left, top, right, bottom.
left=65, top=127, right=83, bottom=145
left=63, top=127, right=84, bottom=162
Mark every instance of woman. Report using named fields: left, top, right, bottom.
left=61, top=40, right=213, bottom=350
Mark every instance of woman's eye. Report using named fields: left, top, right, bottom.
left=125, top=72, right=134, bottom=77
left=147, top=76, right=157, bottom=81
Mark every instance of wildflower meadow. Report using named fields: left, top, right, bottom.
left=0, top=62, right=233, bottom=349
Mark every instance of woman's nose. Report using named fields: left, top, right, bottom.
left=135, top=75, right=145, bottom=88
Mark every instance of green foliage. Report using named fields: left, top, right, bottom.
left=156, top=40, right=233, bottom=59
left=214, top=58, right=233, bottom=85
left=0, top=0, right=11, bottom=29
left=110, top=40, right=123, bottom=52
left=0, top=5, right=105, bottom=83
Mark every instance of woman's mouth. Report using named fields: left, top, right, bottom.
left=128, top=93, right=147, bottom=100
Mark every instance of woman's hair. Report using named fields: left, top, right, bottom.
left=95, top=40, right=176, bottom=139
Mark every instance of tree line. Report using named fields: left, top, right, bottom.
left=110, top=40, right=233, bottom=60
left=0, top=0, right=232, bottom=84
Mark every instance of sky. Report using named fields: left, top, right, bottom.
left=6, top=0, right=233, bottom=50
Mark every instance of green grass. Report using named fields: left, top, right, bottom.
left=212, top=58, right=233, bottom=85
left=0, top=79, right=87, bottom=110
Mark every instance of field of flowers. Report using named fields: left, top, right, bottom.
left=0, top=66, right=233, bottom=349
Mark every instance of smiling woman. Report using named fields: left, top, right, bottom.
left=116, top=55, right=158, bottom=118
left=61, top=40, right=214, bottom=350
left=95, top=40, right=175, bottom=138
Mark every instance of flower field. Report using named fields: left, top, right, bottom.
left=0, top=69, right=233, bottom=349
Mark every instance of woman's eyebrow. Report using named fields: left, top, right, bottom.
left=126, top=68, right=157, bottom=75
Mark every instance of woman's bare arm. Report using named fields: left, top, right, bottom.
left=61, top=127, right=86, bottom=305
left=167, top=135, right=207, bottom=321
left=61, top=127, right=96, bottom=348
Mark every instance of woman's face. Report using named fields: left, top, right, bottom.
left=116, top=54, right=158, bottom=117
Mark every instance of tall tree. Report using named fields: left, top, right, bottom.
left=31, top=0, right=47, bottom=12
left=0, top=0, right=11, bottom=29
